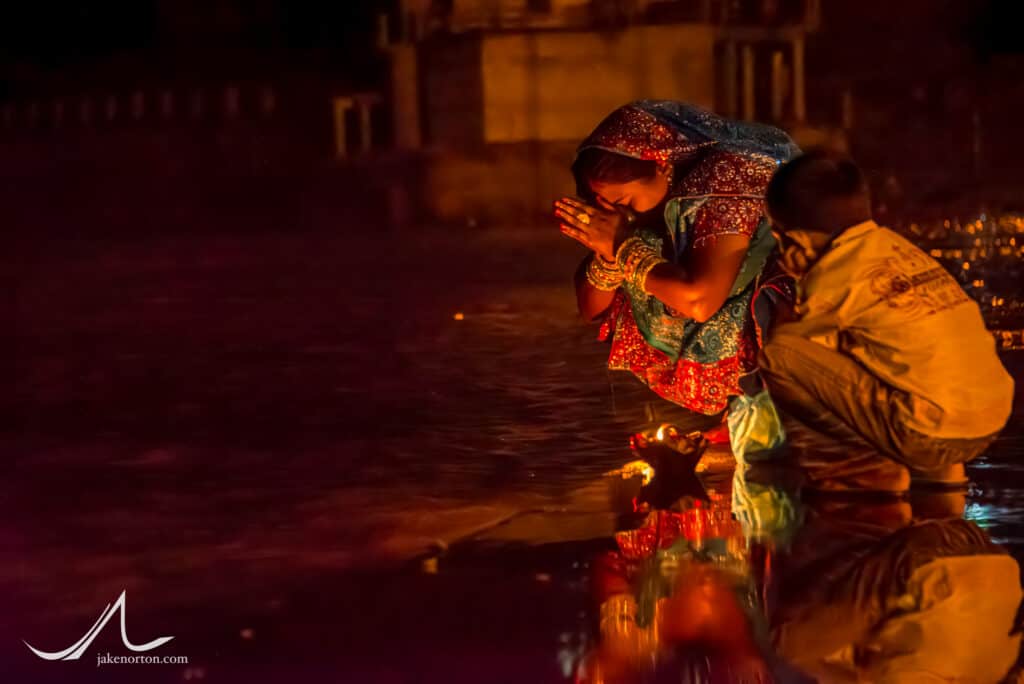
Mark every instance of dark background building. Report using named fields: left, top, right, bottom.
left=1, top=0, right=1022, bottom=230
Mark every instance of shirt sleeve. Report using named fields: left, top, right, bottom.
left=773, top=269, right=847, bottom=350
left=684, top=151, right=776, bottom=248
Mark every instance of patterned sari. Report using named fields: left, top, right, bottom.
left=577, top=101, right=799, bottom=415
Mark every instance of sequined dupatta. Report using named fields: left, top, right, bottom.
left=575, top=100, right=799, bottom=169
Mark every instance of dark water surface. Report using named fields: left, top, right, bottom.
left=4, top=230, right=1023, bottom=682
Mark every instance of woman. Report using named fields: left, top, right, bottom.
left=554, top=101, right=798, bottom=436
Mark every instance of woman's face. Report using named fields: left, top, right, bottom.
left=589, top=164, right=672, bottom=214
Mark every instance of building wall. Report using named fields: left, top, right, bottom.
left=411, top=23, right=718, bottom=222
left=419, top=141, right=577, bottom=225
left=419, top=35, right=484, bottom=147
left=479, top=24, right=716, bottom=143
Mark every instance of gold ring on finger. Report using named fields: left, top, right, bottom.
left=577, top=212, right=591, bottom=225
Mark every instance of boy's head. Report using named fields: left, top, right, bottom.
left=765, top=150, right=873, bottom=276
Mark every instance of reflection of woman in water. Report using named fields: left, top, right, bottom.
left=578, top=467, right=1024, bottom=683
left=556, top=101, right=798, bottom=437
left=577, top=481, right=808, bottom=683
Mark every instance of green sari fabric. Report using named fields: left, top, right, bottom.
left=621, top=198, right=778, bottom=363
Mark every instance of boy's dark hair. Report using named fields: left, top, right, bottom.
left=765, top=149, right=872, bottom=234
left=572, top=147, right=658, bottom=200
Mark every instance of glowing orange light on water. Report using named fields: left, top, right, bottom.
left=606, top=460, right=656, bottom=486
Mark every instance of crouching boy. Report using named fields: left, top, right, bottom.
left=759, top=151, right=1014, bottom=491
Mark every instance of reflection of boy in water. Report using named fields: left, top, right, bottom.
left=760, top=151, right=1014, bottom=492
left=769, top=495, right=1023, bottom=682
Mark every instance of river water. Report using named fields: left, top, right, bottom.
left=4, top=229, right=1022, bottom=682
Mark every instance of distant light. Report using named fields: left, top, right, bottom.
left=962, top=261, right=971, bottom=271
left=453, top=312, right=465, bottom=321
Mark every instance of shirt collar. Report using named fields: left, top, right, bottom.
left=830, top=220, right=879, bottom=247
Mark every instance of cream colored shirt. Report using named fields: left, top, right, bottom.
left=781, top=221, right=1014, bottom=439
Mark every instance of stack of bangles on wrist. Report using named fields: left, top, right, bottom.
left=614, top=236, right=668, bottom=294
left=585, top=253, right=623, bottom=291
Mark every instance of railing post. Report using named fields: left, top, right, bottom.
left=742, top=44, right=755, bottom=120
left=792, top=36, right=806, bottom=122
left=332, top=96, right=354, bottom=159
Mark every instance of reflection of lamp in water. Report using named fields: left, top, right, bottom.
left=606, top=460, right=656, bottom=487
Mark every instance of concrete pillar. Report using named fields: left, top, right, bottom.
left=1, top=104, right=14, bottom=128
left=79, top=98, right=94, bottom=125
left=722, top=41, right=738, bottom=119
left=52, top=99, right=65, bottom=127
left=806, top=0, right=822, bottom=29
left=104, top=96, right=118, bottom=122
left=27, top=101, right=40, bottom=127
left=972, top=107, right=982, bottom=181
left=771, top=50, right=784, bottom=122
left=742, top=44, right=755, bottom=121
left=224, top=85, right=240, bottom=119
left=390, top=44, right=422, bottom=149
left=131, top=91, right=145, bottom=120
left=259, top=86, right=276, bottom=117
left=190, top=91, right=204, bottom=119
left=358, top=101, right=373, bottom=154
left=792, top=36, right=806, bottom=122
left=159, top=91, right=174, bottom=119
left=841, top=88, right=854, bottom=129
left=377, top=13, right=390, bottom=48
left=332, top=96, right=354, bottom=159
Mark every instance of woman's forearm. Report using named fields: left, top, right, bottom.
left=642, top=263, right=719, bottom=322
left=642, top=235, right=751, bottom=323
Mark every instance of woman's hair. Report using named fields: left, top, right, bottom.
left=765, top=149, right=872, bottom=233
left=572, top=147, right=659, bottom=200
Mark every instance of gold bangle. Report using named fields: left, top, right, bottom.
left=586, top=254, right=623, bottom=291
left=615, top=237, right=663, bottom=280
left=632, top=253, right=667, bottom=294
left=614, top=237, right=645, bottom=277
